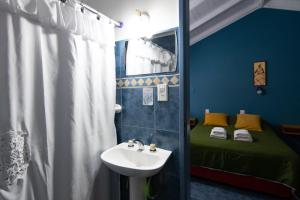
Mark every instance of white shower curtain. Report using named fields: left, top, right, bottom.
left=0, top=1, right=117, bottom=200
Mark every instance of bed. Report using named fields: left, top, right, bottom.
left=190, top=121, right=300, bottom=197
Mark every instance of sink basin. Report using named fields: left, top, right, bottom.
left=101, top=142, right=172, bottom=177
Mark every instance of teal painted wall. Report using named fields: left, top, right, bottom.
left=190, top=9, right=300, bottom=125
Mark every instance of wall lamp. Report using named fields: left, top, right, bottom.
left=256, top=87, right=265, bottom=95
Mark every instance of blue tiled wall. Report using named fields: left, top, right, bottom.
left=115, top=39, right=180, bottom=200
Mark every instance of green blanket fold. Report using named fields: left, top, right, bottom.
left=190, top=122, right=300, bottom=192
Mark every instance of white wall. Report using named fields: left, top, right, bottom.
left=83, top=0, right=179, bottom=41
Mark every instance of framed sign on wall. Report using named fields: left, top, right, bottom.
left=253, top=61, right=267, bottom=86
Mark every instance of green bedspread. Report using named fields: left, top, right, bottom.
left=190, top=122, right=300, bottom=191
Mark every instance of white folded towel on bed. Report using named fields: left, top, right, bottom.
left=234, top=129, right=253, bottom=142
left=210, top=127, right=227, bottom=139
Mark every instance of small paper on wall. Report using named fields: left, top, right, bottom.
left=143, top=87, right=153, bottom=106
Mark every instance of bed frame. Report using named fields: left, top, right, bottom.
left=191, top=166, right=294, bottom=198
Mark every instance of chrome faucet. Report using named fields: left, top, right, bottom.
left=132, top=139, right=144, bottom=152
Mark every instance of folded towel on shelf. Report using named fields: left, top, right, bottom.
left=234, top=129, right=253, bottom=142
left=210, top=127, right=227, bottom=139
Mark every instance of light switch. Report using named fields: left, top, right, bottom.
left=157, top=84, right=168, bottom=101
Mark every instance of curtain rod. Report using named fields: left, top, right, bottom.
left=59, top=0, right=123, bottom=28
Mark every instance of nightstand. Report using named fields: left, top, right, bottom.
left=280, top=124, right=300, bottom=155
left=190, top=118, right=198, bottom=130
left=281, top=124, right=300, bottom=136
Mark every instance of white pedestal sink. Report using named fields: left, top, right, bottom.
left=101, top=142, right=172, bottom=200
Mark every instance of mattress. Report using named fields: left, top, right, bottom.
left=190, top=122, right=300, bottom=192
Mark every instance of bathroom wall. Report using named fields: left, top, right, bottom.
left=84, top=0, right=179, bottom=41
left=114, top=32, right=180, bottom=200
left=190, top=8, right=300, bottom=126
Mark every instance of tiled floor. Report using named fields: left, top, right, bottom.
left=191, top=177, right=286, bottom=200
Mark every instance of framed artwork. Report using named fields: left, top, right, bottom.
left=143, top=87, right=154, bottom=106
left=253, top=61, right=266, bottom=86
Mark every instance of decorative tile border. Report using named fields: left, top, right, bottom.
left=116, top=74, right=180, bottom=88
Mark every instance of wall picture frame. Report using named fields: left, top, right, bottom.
left=253, top=61, right=267, bottom=86
left=143, top=87, right=154, bottom=106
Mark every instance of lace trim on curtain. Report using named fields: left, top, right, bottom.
left=0, top=0, right=115, bottom=45
left=0, top=130, right=30, bottom=189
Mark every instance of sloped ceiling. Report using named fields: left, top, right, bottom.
left=190, top=0, right=300, bottom=45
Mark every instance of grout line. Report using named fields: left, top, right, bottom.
left=153, top=87, right=156, bottom=138
left=120, top=86, right=123, bottom=139
left=121, top=124, right=156, bottom=131
left=121, top=124, right=179, bottom=134
left=155, top=128, right=180, bottom=134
